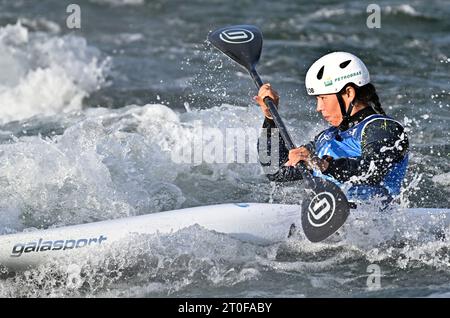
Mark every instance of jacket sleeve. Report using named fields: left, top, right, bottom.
left=322, top=119, right=409, bottom=184
left=257, top=118, right=309, bottom=182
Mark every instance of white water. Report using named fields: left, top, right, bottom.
left=0, top=102, right=278, bottom=234
left=0, top=22, right=109, bottom=123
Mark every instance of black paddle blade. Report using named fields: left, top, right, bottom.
left=207, top=25, right=262, bottom=72
left=301, top=176, right=350, bottom=242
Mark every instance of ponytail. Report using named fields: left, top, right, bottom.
left=354, top=83, right=386, bottom=115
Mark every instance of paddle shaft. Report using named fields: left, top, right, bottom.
left=249, top=68, right=315, bottom=185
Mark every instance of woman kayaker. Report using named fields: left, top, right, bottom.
left=255, top=52, right=409, bottom=203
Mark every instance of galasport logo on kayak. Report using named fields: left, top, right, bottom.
left=307, top=192, right=336, bottom=227
left=219, top=28, right=254, bottom=44
left=10, top=235, right=108, bottom=257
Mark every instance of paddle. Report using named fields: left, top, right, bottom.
left=207, top=25, right=350, bottom=242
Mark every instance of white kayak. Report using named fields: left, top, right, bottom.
left=0, top=203, right=298, bottom=270
left=1, top=203, right=449, bottom=271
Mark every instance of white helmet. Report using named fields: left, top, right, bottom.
left=305, top=52, right=370, bottom=95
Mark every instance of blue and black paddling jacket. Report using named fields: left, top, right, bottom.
left=257, top=107, right=409, bottom=202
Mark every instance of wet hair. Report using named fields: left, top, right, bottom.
left=340, top=83, right=386, bottom=115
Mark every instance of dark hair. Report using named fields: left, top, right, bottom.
left=341, top=83, right=386, bottom=115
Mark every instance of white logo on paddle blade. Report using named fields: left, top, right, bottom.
left=307, top=192, right=336, bottom=227
left=219, top=28, right=254, bottom=44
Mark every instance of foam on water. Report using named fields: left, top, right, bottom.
left=433, top=173, right=450, bottom=187
left=0, top=103, right=279, bottom=234
left=0, top=22, right=109, bottom=123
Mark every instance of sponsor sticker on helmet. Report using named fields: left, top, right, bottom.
left=334, top=70, right=362, bottom=82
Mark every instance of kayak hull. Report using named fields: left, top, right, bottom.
left=1, top=203, right=450, bottom=271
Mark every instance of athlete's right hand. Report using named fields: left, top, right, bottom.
left=254, top=83, right=279, bottom=120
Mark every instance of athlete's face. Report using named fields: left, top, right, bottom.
left=315, top=86, right=355, bottom=127
left=316, top=94, right=344, bottom=127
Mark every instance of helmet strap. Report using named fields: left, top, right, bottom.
left=336, top=93, right=355, bottom=131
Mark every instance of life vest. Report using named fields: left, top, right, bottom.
left=312, top=114, right=408, bottom=201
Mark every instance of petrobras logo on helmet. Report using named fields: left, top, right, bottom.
left=334, top=70, right=363, bottom=83
left=307, top=192, right=336, bottom=227
left=219, top=28, right=254, bottom=44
